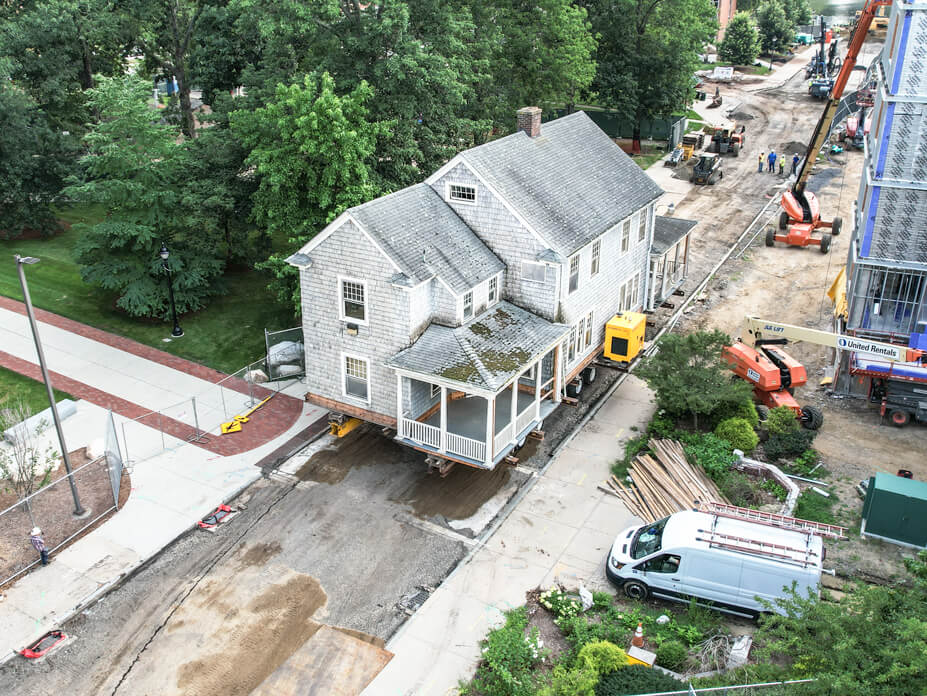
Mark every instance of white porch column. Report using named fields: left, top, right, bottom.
left=510, top=379, right=518, bottom=439
left=485, top=396, right=494, bottom=466
left=553, top=344, right=563, bottom=403
left=440, top=386, right=447, bottom=453
left=396, top=373, right=404, bottom=438
left=534, top=357, right=542, bottom=421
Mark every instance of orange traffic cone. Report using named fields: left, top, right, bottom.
left=632, top=622, right=644, bottom=648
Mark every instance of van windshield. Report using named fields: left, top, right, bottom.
left=630, top=516, right=669, bottom=559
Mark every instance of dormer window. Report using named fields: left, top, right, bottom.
left=448, top=183, right=477, bottom=204
left=488, top=275, right=499, bottom=305
left=463, top=290, right=473, bottom=319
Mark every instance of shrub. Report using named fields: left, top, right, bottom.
left=648, top=411, right=680, bottom=439
left=789, top=449, right=821, bottom=476
left=577, top=641, right=629, bottom=676
left=711, top=397, right=759, bottom=429
left=715, top=417, right=760, bottom=453
left=656, top=639, right=688, bottom=671
left=794, top=490, right=838, bottom=524
left=591, top=591, right=613, bottom=612
left=716, top=470, right=762, bottom=508
left=766, top=406, right=799, bottom=435
left=761, top=478, right=788, bottom=501
left=682, top=433, right=737, bottom=481
left=539, top=588, right=585, bottom=625
left=538, top=665, right=597, bottom=696
left=614, top=435, right=648, bottom=477
left=763, top=429, right=815, bottom=461
left=595, top=664, right=685, bottom=696
left=466, top=607, right=544, bottom=696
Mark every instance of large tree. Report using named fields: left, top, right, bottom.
left=720, top=12, right=760, bottom=66
left=756, top=0, right=793, bottom=54
left=231, top=71, right=386, bottom=311
left=588, top=0, right=716, bottom=152
left=636, top=330, right=754, bottom=429
left=66, top=75, right=224, bottom=318
left=782, top=0, right=812, bottom=27
left=0, top=83, right=75, bottom=238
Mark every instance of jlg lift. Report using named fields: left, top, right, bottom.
left=768, top=0, right=891, bottom=253
left=723, top=315, right=927, bottom=429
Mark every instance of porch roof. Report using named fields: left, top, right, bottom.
left=387, top=301, right=569, bottom=393
left=652, top=216, right=697, bottom=255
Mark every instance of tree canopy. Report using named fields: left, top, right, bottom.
left=720, top=12, right=761, bottom=66
left=756, top=0, right=794, bottom=54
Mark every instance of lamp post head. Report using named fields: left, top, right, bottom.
left=14, top=255, right=40, bottom=265
left=159, top=244, right=169, bottom=261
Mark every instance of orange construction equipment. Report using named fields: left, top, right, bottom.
left=770, top=0, right=891, bottom=253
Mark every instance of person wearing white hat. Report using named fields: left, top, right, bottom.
left=30, top=527, right=48, bottom=566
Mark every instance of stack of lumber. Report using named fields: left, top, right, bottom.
left=600, top=439, right=726, bottom=522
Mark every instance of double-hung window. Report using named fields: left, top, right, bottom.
left=522, top=261, right=546, bottom=283
left=488, top=275, right=499, bottom=306
left=568, top=326, right=577, bottom=362
left=343, top=354, right=369, bottom=402
left=584, top=311, right=594, bottom=347
left=463, top=290, right=473, bottom=320
left=568, top=254, right=580, bottom=294
left=591, top=240, right=601, bottom=277
left=448, top=183, right=476, bottom=203
left=340, top=278, right=366, bottom=323
left=621, top=219, right=631, bottom=254
left=638, top=211, right=647, bottom=242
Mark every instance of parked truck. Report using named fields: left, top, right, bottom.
left=606, top=506, right=844, bottom=616
left=870, top=379, right=927, bottom=427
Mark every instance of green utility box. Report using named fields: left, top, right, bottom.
left=861, top=473, right=927, bottom=548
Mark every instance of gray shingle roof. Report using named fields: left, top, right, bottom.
left=652, top=216, right=697, bottom=255
left=461, top=111, right=664, bottom=257
left=387, top=302, right=569, bottom=393
left=349, top=183, right=504, bottom=295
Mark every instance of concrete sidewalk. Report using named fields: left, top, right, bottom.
left=0, top=306, right=327, bottom=661
left=363, top=375, right=656, bottom=696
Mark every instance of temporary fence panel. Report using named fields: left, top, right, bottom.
left=104, top=410, right=124, bottom=507
left=265, top=327, right=305, bottom=380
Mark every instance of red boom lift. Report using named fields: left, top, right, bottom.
left=768, top=0, right=891, bottom=253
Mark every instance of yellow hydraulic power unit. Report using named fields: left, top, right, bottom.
left=604, top=312, right=646, bottom=363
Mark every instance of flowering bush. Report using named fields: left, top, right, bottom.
left=463, top=607, right=547, bottom=696
left=539, top=588, right=584, bottom=625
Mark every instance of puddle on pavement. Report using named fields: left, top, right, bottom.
left=295, top=427, right=404, bottom=485
left=395, top=465, right=511, bottom=521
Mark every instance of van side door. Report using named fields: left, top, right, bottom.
left=632, top=554, right=684, bottom=596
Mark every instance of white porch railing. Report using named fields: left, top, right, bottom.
left=403, top=418, right=440, bottom=449
left=515, top=405, right=536, bottom=436
left=446, top=432, right=486, bottom=462
left=493, top=424, right=513, bottom=459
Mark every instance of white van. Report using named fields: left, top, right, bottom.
left=605, top=510, right=824, bottom=616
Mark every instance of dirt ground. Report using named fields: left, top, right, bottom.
left=664, top=42, right=927, bottom=583
left=0, top=449, right=131, bottom=585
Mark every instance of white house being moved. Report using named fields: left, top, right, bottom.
left=288, top=108, right=664, bottom=470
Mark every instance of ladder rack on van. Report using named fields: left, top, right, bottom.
left=695, top=528, right=818, bottom=567
left=699, top=501, right=847, bottom=539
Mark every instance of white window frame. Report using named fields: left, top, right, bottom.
left=338, top=276, right=368, bottom=325
left=621, top=219, right=631, bottom=254
left=488, top=274, right=499, bottom=306
left=637, top=211, right=647, bottom=243
left=591, top=239, right=601, bottom=277
left=568, top=253, right=580, bottom=294
left=430, top=383, right=441, bottom=399
left=446, top=181, right=477, bottom=205
left=522, top=260, right=547, bottom=283
left=341, top=352, right=371, bottom=403
left=584, top=310, right=594, bottom=347
left=567, top=327, right=577, bottom=362
left=523, top=363, right=537, bottom=381
left=463, top=290, right=474, bottom=320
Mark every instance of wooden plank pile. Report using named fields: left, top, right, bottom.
left=600, top=439, right=726, bottom=522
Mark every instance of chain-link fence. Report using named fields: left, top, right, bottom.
left=0, top=410, right=127, bottom=586
left=117, top=357, right=304, bottom=466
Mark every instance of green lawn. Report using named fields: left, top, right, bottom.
left=631, top=149, right=666, bottom=170
left=0, top=366, right=74, bottom=418
left=1, top=209, right=297, bottom=373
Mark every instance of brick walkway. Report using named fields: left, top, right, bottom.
left=0, top=298, right=305, bottom=456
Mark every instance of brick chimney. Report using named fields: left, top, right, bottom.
left=517, top=106, right=542, bottom=138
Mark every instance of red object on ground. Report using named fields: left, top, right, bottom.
left=20, top=630, right=66, bottom=659
left=198, top=504, right=233, bottom=529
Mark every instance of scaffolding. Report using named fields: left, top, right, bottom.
left=846, top=259, right=927, bottom=338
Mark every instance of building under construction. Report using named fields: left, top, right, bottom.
left=842, top=0, right=927, bottom=392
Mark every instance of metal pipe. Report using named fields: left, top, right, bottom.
left=14, top=255, right=84, bottom=516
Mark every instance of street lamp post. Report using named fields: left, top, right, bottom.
left=159, top=244, right=183, bottom=338
left=14, top=255, right=85, bottom=517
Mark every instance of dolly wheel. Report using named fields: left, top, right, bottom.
left=801, top=405, right=824, bottom=430
left=890, top=409, right=911, bottom=427
left=820, top=234, right=832, bottom=253
left=779, top=211, right=790, bottom=230
left=765, top=228, right=776, bottom=247
left=831, top=216, right=842, bottom=236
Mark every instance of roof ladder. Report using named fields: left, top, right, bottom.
left=700, top=501, right=847, bottom=539
left=695, top=528, right=818, bottom=567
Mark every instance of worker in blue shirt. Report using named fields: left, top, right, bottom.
left=767, top=149, right=777, bottom=172
left=792, top=153, right=800, bottom=175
